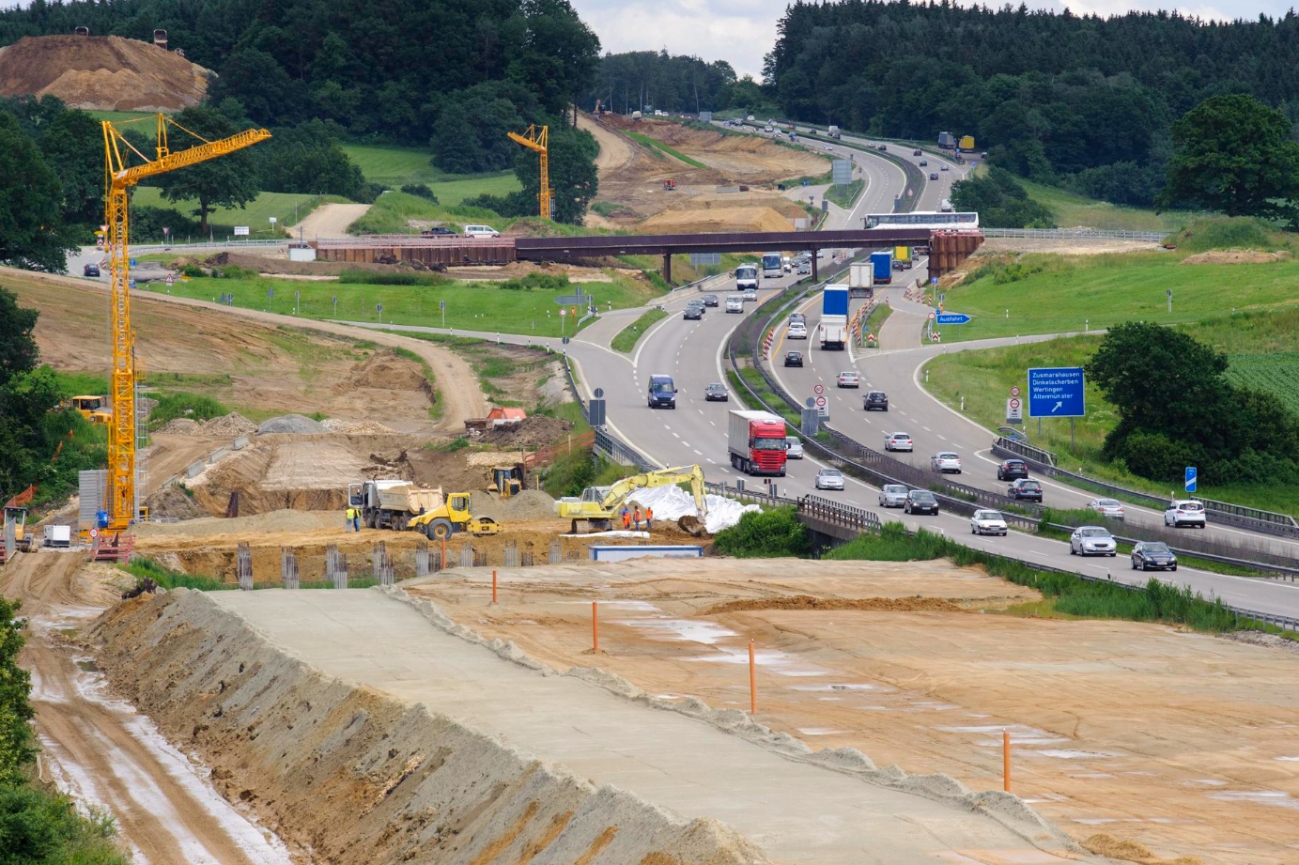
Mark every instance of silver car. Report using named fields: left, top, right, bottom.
left=785, top=436, right=804, bottom=459
left=878, top=484, right=908, bottom=508
left=1087, top=498, right=1125, bottom=520
left=970, top=509, right=1008, bottom=536
left=884, top=432, right=913, bottom=452
left=1070, top=526, right=1117, bottom=557
left=814, top=468, right=845, bottom=490
left=930, top=452, right=962, bottom=474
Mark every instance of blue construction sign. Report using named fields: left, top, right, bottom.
left=1027, top=367, right=1086, bottom=418
left=935, top=312, right=970, bottom=325
left=1185, top=466, right=1197, bottom=493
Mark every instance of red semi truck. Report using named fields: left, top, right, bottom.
left=727, top=409, right=788, bottom=476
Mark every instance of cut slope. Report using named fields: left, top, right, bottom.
left=0, top=35, right=211, bottom=111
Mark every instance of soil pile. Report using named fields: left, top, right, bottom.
left=476, top=415, right=574, bottom=449
left=1180, top=250, right=1285, bottom=265
left=707, top=595, right=962, bottom=614
left=256, top=414, right=325, bottom=435
left=321, top=419, right=397, bottom=435
left=155, top=418, right=201, bottom=435
left=143, top=485, right=204, bottom=521
left=90, top=590, right=770, bottom=865
left=0, top=35, right=210, bottom=111
left=200, top=412, right=257, bottom=437
left=469, top=489, right=557, bottom=521
left=341, top=350, right=428, bottom=391
left=639, top=205, right=794, bottom=234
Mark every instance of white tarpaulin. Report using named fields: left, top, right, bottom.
left=624, top=486, right=759, bottom=534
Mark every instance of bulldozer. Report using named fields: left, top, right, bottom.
left=486, top=462, right=527, bottom=499
left=553, top=465, right=708, bottom=534
left=408, top=492, right=503, bottom=540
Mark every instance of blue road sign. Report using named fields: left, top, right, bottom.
left=1185, top=466, right=1197, bottom=493
left=1027, top=367, right=1085, bottom=418
left=129, top=258, right=136, bottom=266
left=935, top=312, right=970, bottom=325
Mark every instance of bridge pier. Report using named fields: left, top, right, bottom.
left=811, top=249, right=819, bottom=282
left=663, top=252, right=672, bottom=284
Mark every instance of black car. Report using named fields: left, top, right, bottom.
left=1132, top=542, right=1178, bottom=572
left=904, top=490, right=939, bottom=515
left=784, top=351, right=804, bottom=367
left=704, top=383, right=729, bottom=402
left=929, top=172, right=939, bottom=181
left=419, top=226, right=456, bottom=236
left=702, top=294, right=719, bottom=307
left=863, top=391, right=889, bottom=411
left=997, top=459, right=1029, bottom=481
left=1007, top=479, right=1043, bottom=502
left=83, top=263, right=100, bottom=277
left=683, top=305, right=703, bottom=320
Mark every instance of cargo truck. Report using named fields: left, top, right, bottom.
left=893, top=245, right=912, bottom=270
left=727, top=410, right=788, bottom=476
left=818, top=284, right=850, bottom=350
left=828, top=125, right=841, bottom=139
left=958, top=135, right=975, bottom=152
left=938, top=131, right=956, bottom=149
left=848, top=261, right=873, bottom=298
left=348, top=479, right=445, bottom=531
left=871, top=251, right=893, bottom=285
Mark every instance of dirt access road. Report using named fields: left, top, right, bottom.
left=577, top=110, right=635, bottom=174
left=408, top=557, right=1299, bottom=865
left=289, top=202, right=371, bottom=240
left=2, top=553, right=292, bottom=865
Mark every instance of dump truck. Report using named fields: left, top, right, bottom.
left=62, top=395, right=112, bottom=424
left=818, top=285, right=850, bottom=351
left=348, top=480, right=445, bottom=531
left=871, top=251, right=893, bottom=285
left=555, top=465, right=707, bottom=534
left=409, top=492, right=502, bottom=540
left=849, top=262, right=873, bottom=298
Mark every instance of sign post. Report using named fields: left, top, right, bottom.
left=935, top=312, right=970, bottom=325
left=1185, top=466, right=1197, bottom=495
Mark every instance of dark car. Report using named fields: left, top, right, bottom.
left=904, top=490, right=939, bottom=515
left=784, top=351, right=804, bottom=367
left=929, top=172, right=939, bottom=181
left=1008, top=479, right=1043, bottom=502
left=419, top=227, right=456, bottom=236
left=702, top=294, right=720, bottom=307
left=683, top=305, right=703, bottom=320
left=1132, top=541, right=1178, bottom=572
left=997, top=459, right=1029, bottom=481
left=863, top=391, right=889, bottom=411
left=912, top=149, right=922, bottom=156
left=704, top=383, right=729, bottom=402
left=83, top=263, right=100, bottom=277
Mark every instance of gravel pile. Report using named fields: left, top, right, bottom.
left=256, top=414, right=326, bottom=435
left=469, top=488, right=557, bottom=521
left=201, top=412, right=257, bottom=436
left=321, top=418, right=397, bottom=435
left=155, top=418, right=201, bottom=435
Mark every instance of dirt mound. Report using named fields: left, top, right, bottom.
left=639, top=205, right=794, bottom=234
left=321, top=418, right=397, bottom=434
left=341, top=349, right=427, bottom=391
left=1083, top=833, right=1204, bottom=865
left=0, top=35, right=210, bottom=111
left=706, top=595, right=962, bottom=614
left=155, top=417, right=200, bottom=435
left=476, top=415, right=574, bottom=449
left=200, top=412, right=257, bottom=437
left=256, top=414, right=325, bottom=435
left=1180, top=249, right=1286, bottom=265
left=469, top=489, right=557, bottom=521
left=142, top=485, right=204, bottom=521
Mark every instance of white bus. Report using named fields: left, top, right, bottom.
left=863, top=211, right=979, bottom=230
left=761, top=252, right=784, bottom=278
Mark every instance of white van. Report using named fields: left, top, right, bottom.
left=725, top=295, right=745, bottom=313
left=463, top=224, right=500, bottom=238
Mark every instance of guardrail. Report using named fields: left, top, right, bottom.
left=992, top=437, right=1299, bottom=539
left=121, top=239, right=288, bottom=253
left=982, top=228, right=1168, bottom=242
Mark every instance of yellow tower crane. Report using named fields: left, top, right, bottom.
left=101, top=115, right=270, bottom=532
left=507, top=124, right=550, bottom=219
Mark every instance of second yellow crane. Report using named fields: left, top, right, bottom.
left=507, top=124, right=550, bottom=219
left=100, top=115, right=270, bottom=532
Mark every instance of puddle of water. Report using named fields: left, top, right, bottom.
left=798, top=727, right=847, bottom=736
left=939, top=724, right=1065, bottom=747
left=1208, top=790, right=1299, bottom=810
left=817, top=697, right=842, bottom=701
left=1069, top=772, right=1115, bottom=779
left=790, top=683, right=877, bottom=692
left=858, top=705, right=890, bottom=711
left=1276, top=756, right=1299, bottom=762
left=616, top=618, right=737, bottom=644
left=1073, top=817, right=1141, bottom=825
left=1033, top=749, right=1121, bottom=760
left=687, top=647, right=828, bottom=677
left=904, top=701, right=960, bottom=712
left=1186, top=779, right=1227, bottom=786
left=559, top=600, right=661, bottom=611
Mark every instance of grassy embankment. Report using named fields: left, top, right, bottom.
left=611, top=309, right=668, bottom=352
left=622, top=131, right=707, bottom=169
left=824, top=178, right=864, bottom=209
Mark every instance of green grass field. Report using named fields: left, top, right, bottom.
left=611, top=309, right=667, bottom=352
left=150, top=272, right=660, bottom=339
left=341, top=143, right=521, bottom=204
left=825, top=178, right=864, bottom=209
left=130, top=188, right=343, bottom=237
left=938, top=251, right=1299, bottom=343
left=922, top=335, right=1299, bottom=515
left=969, top=168, right=1194, bottom=233
left=623, top=131, right=707, bottom=169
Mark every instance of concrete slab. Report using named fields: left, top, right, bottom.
left=212, top=589, right=1077, bottom=865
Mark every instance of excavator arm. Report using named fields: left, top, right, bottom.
left=600, top=465, right=709, bottom=516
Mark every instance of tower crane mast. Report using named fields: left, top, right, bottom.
left=101, top=115, right=270, bottom=532
left=507, top=124, right=550, bottom=219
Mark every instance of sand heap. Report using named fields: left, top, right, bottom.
left=638, top=205, right=795, bottom=234
left=0, top=35, right=211, bottom=111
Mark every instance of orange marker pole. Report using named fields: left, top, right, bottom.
left=491, top=569, right=498, bottom=604
left=1003, top=728, right=1011, bottom=792
left=592, top=601, right=599, bottom=652
left=749, top=640, right=757, bottom=714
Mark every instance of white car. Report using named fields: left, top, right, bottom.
left=970, top=509, right=1008, bottom=536
left=884, top=432, right=913, bottom=452
left=814, top=467, right=845, bottom=490
left=787, top=322, right=808, bottom=340
left=878, top=484, right=909, bottom=508
left=743, top=288, right=757, bottom=302
left=836, top=371, right=860, bottom=388
left=930, top=452, right=962, bottom=473
left=462, top=223, right=500, bottom=238
left=940, top=164, right=949, bottom=171
left=1070, top=526, right=1117, bottom=557
left=1087, top=498, right=1125, bottom=520
left=725, top=295, right=745, bottom=313
left=1165, top=500, right=1207, bottom=528
left=785, top=436, right=804, bottom=459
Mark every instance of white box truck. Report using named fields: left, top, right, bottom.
left=849, top=262, right=873, bottom=298
left=818, top=284, right=850, bottom=350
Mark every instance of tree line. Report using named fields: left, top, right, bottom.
left=764, top=2, right=1299, bottom=208
left=584, top=50, right=768, bottom=116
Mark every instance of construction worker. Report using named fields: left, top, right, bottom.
left=632, top=505, right=642, bottom=531
left=621, top=506, right=631, bottom=530
left=345, top=507, right=355, bottom=532
left=645, top=506, right=654, bottom=531
left=352, top=507, right=361, bottom=532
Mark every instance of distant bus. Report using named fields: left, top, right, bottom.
left=761, top=252, right=783, bottom=278
left=863, top=211, right=979, bottom=230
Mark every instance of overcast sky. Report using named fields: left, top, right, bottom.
left=571, top=0, right=1299, bottom=79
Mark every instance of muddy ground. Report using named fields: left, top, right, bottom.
left=406, top=558, right=1299, bottom=865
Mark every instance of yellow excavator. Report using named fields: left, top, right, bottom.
left=554, top=465, right=708, bottom=534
